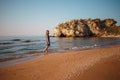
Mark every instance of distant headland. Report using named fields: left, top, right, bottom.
left=53, top=18, right=120, bottom=37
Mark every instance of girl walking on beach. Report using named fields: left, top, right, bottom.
left=43, top=30, right=50, bottom=55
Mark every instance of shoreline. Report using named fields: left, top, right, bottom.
left=0, top=36, right=120, bottom=64
left=0, top=42, right=119, bottom=61
left=0, top=44, right=120, bottom=80
left=0, top=44, right=119, bottom=68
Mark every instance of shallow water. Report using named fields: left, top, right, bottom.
left=0, top=36, right=120, bottom=62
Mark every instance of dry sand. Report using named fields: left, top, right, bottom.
left=0, top=45, right=120, bottom=80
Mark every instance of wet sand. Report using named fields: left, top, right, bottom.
left=0, top=45, right=120, bottom=80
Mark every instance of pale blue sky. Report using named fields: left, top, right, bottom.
left=0, top=0, right=120, bottom=36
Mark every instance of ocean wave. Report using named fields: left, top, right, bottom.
left=12, top=39, right=21, bottom=41
left=69, top=44, right=99, bottom=50
left=0, top=41, right=14, bottom=45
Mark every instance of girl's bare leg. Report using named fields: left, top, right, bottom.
left=43, top=45, right=48, bottom=55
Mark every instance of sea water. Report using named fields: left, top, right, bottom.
left=0, top=36, right=120, bottom=62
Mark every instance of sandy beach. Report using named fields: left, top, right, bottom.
left=0, top=45, right=120, bottom=80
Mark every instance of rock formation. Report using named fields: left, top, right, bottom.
left=53, top=18, right=119, bottom=37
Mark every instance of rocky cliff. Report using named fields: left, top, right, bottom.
left=53, top=18, right=120, bottom=37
